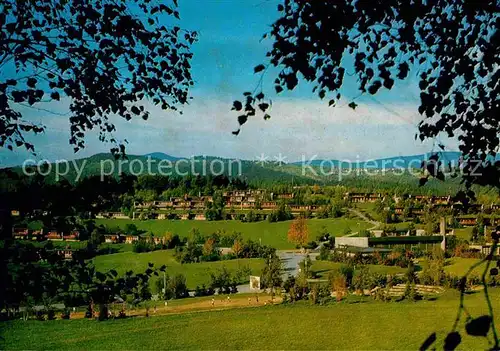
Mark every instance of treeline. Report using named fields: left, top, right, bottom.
left=153, top=266, right=252, bottom=300
left=172, top=229, right=275, bottom=263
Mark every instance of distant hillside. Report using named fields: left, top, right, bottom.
left=292, top=151, right=462, bottom=168
left=145, top=152, right=181, bottom=161
left=4, top=153, right=316, bottom=185
left=1, top=151, right=471, bottom=194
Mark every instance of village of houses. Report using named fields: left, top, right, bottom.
left=11, top=188, right=500, bottom=252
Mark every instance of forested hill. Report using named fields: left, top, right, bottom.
left=0, top=152, right=478, bottom=195
left=291, top=151, right=463, bottom=168
left=3, top=153, right=316, bottom=186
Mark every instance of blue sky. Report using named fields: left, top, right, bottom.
left=0, top=0, right=458, bottom=167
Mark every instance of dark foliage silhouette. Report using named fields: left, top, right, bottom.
left=0, top=0, right=196, bottom=155
left=420, top=235, right=499, bottom=350
left=1, top=240, right=165, bottom=321
left=233, top=0, right=499, bottom=189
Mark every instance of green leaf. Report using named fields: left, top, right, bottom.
left=443, top=332, right=461, bottom=350
left=27, top=77, right=37, bottom=88
left=50, top=92, right=60, bottom=101
left=348, top=102, right=358, bottom=110
left=465, top=316, right=491, bottom=337
left=131, top=106, right=141, bottom=115
left=419, top=332, right=436, bottom=351
left=238, top=115, right=247, bottom=125
left=254, top=64, right=265, bottom=73
left=232, top=100, right=242, bottom=111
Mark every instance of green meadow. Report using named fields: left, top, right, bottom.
left=95, top=218, right=371, bottom=249
left=2, top=289, right=499, bottom=350
left=454, top=227, right=473, bottom=240
left=310, top=260, right=406, bottom=277
left=91, top=250, right=265, bottom=289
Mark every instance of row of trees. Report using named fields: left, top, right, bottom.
left=173, top=234, right=276, bottom=264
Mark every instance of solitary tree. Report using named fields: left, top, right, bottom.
left=233, top=0, right=499, bottom=189
left=261, top=253, right=283, bottom=300
left=287, top=216, right=309, bottom=247
left=1, top=0, right=196, bottom=155
left=232, top=239, right=243, bottom=258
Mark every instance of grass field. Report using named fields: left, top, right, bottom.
left=3, top=289, right=499, bottom=350
left=91, top=250, right=265, bottom=289
left=443, top=257, right=484, bottom=277
left=417, top=257, right=485, bottom=278
left=95, top=218, right=372, bottom=249
left=354, top=202, right=379, bottom=220
left=455, top=227, right=473, bottom=240
left=310, top=260, right=406, bottom=278
left=310, top=257, right=485, bottom=281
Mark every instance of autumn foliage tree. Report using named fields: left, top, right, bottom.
left=202, top=237, right=216, bottom=257
left=232, top=239, right=243, bottom=258
left=331, top=273, right=347, bottom=302
left=287, top=216, right=309, bottom=247
left=0, top=0, right=196, bottom=155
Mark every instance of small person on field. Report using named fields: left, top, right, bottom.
left=248, top=297, right=251, bottom=305
left=211, top=298, right=215, bottom=307
left=227, top=295, right=230, bottom=303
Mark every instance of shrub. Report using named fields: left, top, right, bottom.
left=318, top=245, right=331, bottom=261
left=60, top=309, right=71, bottom=320
left=352, top=266, right=374, bottom=292
left=339, top=265, right=354, bottom=287
left=84, top=305, right=93, bottom=319
left=267, top=204, right=293, bottom=222
left=35, top=310, right=45, bottom=321
left=133, top=239, right=155, bottom=253
left=46, top=309, right=56, bottom=321
left=358, top=229, right=371, bottom=237
left=218, top=231, right=242, bottom=247
left=303, top=241, right=318, bottom=250
left=332, top=275, right=347, bottom=301
left=245, top=211, right=258, bottom=222
left=118, top=310, right=127, bottom=319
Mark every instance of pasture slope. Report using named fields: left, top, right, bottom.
left=95, top=218, right=371, bottom=249
left=2, top=289, right=499, bottom=350
left=91, top=250, right=265, bottom=289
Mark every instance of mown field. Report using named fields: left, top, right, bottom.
left=310, top=260, right=406, bottom=278
left=455, top=227, right=473, bottom=240
left=95, top=218, right=371, bottom=249
left=443, top=257, right=484, bottom=277
left=91, top=250, right=265, bottom=289
left=310, top=257, right=485, bottom=280
left=2, top=289, right=499, bottom=350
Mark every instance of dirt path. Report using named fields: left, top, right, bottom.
left=67, top=294, right=282, bottom=320
left=347, top=208, right=381, bottom=233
